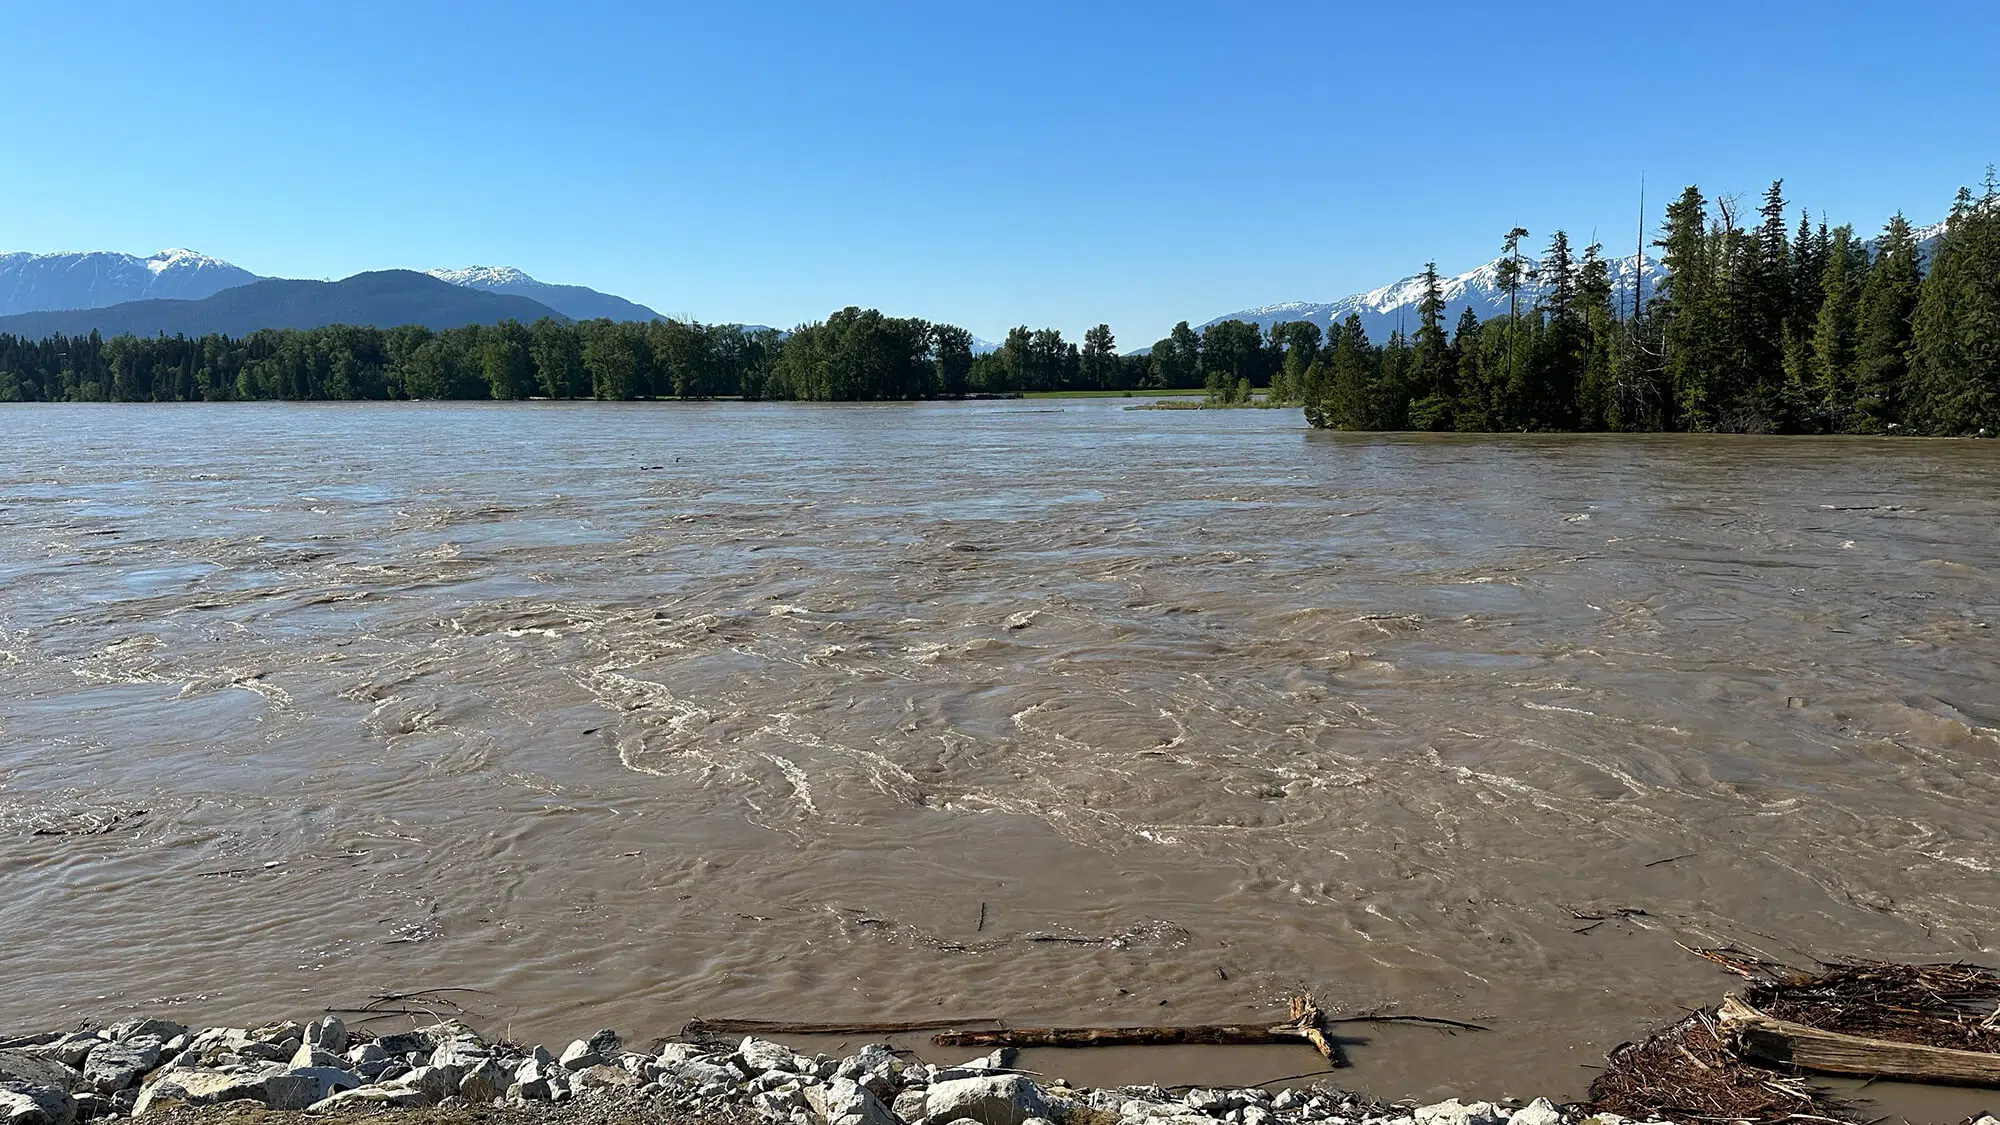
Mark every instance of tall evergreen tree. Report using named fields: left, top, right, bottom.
left=1912, top=174, right=2000, bottom=433
left=1450, top=306, right=1489, bottom=430
left=1656, top=185, right=1721, bottom=429
left=1575, top=242, right=1616, bottom=430
left=1807, top=225, right=1866, bottom=432
left=1316, top=313, right=1374, bottom=429
left=1406, top=262, right=1456, bottom=429
left=1852, top=213, right=1923, bottom=431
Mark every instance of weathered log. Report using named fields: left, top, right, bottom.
left=932, top=998, right=1346, bottom=1063
left=1720, top=993, right=2000, bottom=1087
left=683, top=1017, right=1000, bottom=1037
left=933, top=1023, right=1324, bottom=1050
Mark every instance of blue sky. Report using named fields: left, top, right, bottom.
left=2, top=1, right=1994, bottom=344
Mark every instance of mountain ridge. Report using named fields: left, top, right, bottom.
left=0, top=271, right=569, bottom=338
left=0, top=249, right=661, bottom=326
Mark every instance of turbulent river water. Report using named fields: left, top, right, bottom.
left=2, top=401, right=1997, bottom=1103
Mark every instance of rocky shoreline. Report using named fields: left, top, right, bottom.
left=4, top=1016, right=1651, bottom=1125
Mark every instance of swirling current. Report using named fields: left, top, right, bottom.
left=1, top=401, right=1995, bottom=1102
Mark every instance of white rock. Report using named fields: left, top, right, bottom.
left=288, top=1042, right=346, bottom=1070
left=1415, top=1101, right=1507, bottom=1125
left=1508, top=1099, right=1564, bottom=1125
left=1242, top=1106, right=1273, bottom=1125
left=1186, top=1089, right=1239, bottom=1113
left=558, top=1040, right=602, bottom=1071
left=737, top=1037, right=798, bottom=1075
left=574, top=1064, right=641, bottom=1091
left=306, top=1083, right=432, bottom=1113
left=925, top=1075, right=1053, bottom=1125
left=658, top=1043, right=710, bottom=1067
left=806, top=1076, right=898, bottom=1125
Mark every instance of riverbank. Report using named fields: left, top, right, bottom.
left=0, top=1015, right=1606, bottom=1125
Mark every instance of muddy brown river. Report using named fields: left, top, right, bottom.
left=2, top=402, right=1996, bottom=1107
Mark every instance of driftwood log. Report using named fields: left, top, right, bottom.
left=1720, top=993, right=2000, bottom=1087
left=933, top=998, right=1346, bottom=1063
left=683, top=1017, right=999, bottom=1037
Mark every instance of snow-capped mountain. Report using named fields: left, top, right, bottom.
left=1196, top=217, right=1950, bottom=348
left=425, top=265, right=661, bottom=322
left=1200, top=252, right=1667, bottom=344
left=0, top=249, right=262, bottom=316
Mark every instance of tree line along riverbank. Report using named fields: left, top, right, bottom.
left=0, top=173, right=1993, bottom=435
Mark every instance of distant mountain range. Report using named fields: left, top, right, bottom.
left=1200, top=253, right=1666, bottom=344
left=0, top=249, right=260, bottom=317
left=0, top=249, right=663, bottom=327
left=0, top=219, right=1952, bottom=346
left=0, top=271, right=568, bottom=338
left=1188, top=220, right=1948, bottom=349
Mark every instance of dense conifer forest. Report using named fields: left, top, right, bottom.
left=1, top=173, right=1994, bottom=434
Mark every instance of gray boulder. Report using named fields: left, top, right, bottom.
left=81, top=1040, right=161, bottom=1094
left=894, top=1087, right=929, bottom=1123
left=430, top=1036, right=492, bottom=1072
left=129, top=1068, right=275, bottom=1118
left=273, top=1065, right=361, bottom=1107
left=0, top=1056, right=78, bottom=1095
left=304, top=1018, right=347, bottom=1054
left=106, top=1022, right=184, bottom=1046
left=673, top=1059, right=740, bottom=1095
left=926, top=1075, right=1053, bottom=1125
left=586, top=1029, right=623, bottom=1057
left=401, top=1065, right=461, bottom=1104
left=26, top=1038, right=97, bottom=1073
left=233, top=1041, right=291, bottom=1063
left=459, top=1058, right=508, bottom=1102
left=0, top=1082, right=77, bottom=1125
